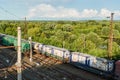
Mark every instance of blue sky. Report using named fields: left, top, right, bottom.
left=0, top=0, right=120, bottom=20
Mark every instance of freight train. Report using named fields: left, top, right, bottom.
left=0, top=33, right=120, bottom=80
left=0, top=33, right=30, bottom=53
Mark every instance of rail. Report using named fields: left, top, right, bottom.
left=0, top=46, right=15, bottom=48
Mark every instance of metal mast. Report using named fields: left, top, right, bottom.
left=17, top=27, right=22, bottom=80
left=24, top=17, right=27, bottom=39
left=29, top=37, right=32, bottom=62
left=108, top=13, right=114, bottom=60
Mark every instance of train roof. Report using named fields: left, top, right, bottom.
left=71, top=52, right=94, bottom=57
left=46, top=45, right=69, bottom=51
left=71, top=52, right=114, bottom=62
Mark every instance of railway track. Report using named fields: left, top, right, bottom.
left=0, top=48, right=17, bottom=80
left=0, top=48, right=106, bottom=80
left=21, top=54, right=84, bottom=80
left=31, top=54, right=87, bottom=80
left=0, top=48, right=84, bottom=80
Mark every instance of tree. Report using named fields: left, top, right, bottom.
left=86, top=32, right=103, bottom=47
left=27, top=27, right=41, bottom=40
left=112, top=42, right=120, bottom=59
left=115, top=24, right=120, bottom=32
left=62, top=24, right=73, bottom=32
left=88, top=48, right=107, bottom=57
left=101, top=27, right=110, bottom=37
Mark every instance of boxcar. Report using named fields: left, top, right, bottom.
left=114, top=60, right=120, bottom=80
left=51, top=46, right=70, bottom=61
left=14, top=39, right=30, bottom=53
left=1, top=35, right=15, bottom=46
left=70, top=52, right=114, bottom=78
left=38, top=44, right=70, bottom=62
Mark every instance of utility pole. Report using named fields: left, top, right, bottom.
left=17, top=27, right=22, bottom=80
left=24, top=17, right=27, bottom=39
left=25, top=17, right=27, bottom=29
left=83, top=34, right=86, bottom=53
left=29, top=37, right=32, bottom=62
left=108, top=13, right=114, bottom=60
left=62, top=27, right=65, bottom=49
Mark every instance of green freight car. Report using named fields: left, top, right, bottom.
left=1, top=34, right=30, bottom=53
left=2, top=35, right=15, bottom=46
left=14, top=39, right=30, bottom=53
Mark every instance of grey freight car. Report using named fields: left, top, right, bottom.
left=38, top=44, right=70, bottom=62
left=70, top=52, right=114, bottom=77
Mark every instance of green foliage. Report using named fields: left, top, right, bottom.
left=0, top=20, right=120, bottom=59
left=113, top=29, right=120, bottom=38
left=88, top=48, right=107, bottom=57
left=86, top=32, right=103, bottom=47
left=115, top=24, right=120, bottom=32
left=101, top=27, right=110, bottom=37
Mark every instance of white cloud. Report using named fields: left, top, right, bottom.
left=81, top=9, right=98, bottom=18
left=27, top=4, right=120, bottom=20
left=98, top=9, right=120, bottom=19
left=27, top=4, right=80, bottom=19
left=38, top=0, right=72, bottom=3
left=113, top=10, right=120, bottom=17
left=99, top=8, right=111, bottom=17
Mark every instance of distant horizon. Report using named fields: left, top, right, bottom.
left=0, top=19, right=120, bottom=21
left=0, top=0, right=120, bottom=20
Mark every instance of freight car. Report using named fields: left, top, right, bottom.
left=114, top=60, right=120, bottom=80
left=69, top=52, right=115, bottom=79
left=32, top=42, right=70, bottom=62
left=0, top=33, right=30, bottom=53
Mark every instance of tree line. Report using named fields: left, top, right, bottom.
left=0, top=20, right=120, bottom=60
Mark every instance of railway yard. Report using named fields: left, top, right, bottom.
left=0, top=48, right=106, bottom=80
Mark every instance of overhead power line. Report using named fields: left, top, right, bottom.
left=0, top=6, right=21, bottom=19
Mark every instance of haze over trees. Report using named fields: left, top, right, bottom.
left=0, top=20, right=120, bottom=60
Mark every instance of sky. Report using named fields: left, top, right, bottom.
left=0, top=0, right=120, bottom=20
